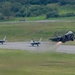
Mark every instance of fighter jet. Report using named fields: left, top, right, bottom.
left=49, top=31, right=75, bottom=43
left=30, top=38, right=42, bottom=46
left=0, top=36, right=6, bottom=44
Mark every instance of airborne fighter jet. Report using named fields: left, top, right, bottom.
left=0, top=36, right=6, bottom=44
left=49, top=31, right=75, bottom=43
left=30, top=38, right=42, bottom=46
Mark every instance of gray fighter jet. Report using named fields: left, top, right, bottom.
left=30, top=38, right=42, bottom=46
left=49, top=31, right=75, bottom=43
left=0, top=36, right=6, bottom=44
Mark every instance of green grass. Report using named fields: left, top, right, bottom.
left=13, top=16, right=75, bottom=21
left=0, top=19, right=75, bottom=74
left=26, top=15, right=46, bottom=21
left=0, top=49, right=75, bottom=75
left=0, top=21, right=75, bottom=43
left=13, top=15, right=46, bottom=21
left=58, top=5, right=75, bottom=15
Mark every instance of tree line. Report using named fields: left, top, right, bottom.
left=0, top=0, right=75, bottom=20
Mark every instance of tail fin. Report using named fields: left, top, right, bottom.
left=39, top=38, right=42, bottom=42
left=31, top=39, right=35, bottom=43
left=65, top=31, right=73, bottom=35
left=3, top=36, right=6, bottom=41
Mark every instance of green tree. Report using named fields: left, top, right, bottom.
left=58, top=0, right=75, bottom=5
left=2, top=1, right=12, bottom=19
left=0, top=13, right=4, bottom=20
left=46, top=10, right=59, bottom=18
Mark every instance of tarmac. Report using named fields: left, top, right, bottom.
left=0, top=42, right=75, bottom=54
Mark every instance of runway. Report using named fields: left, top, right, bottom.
left=0, top=42, right=75, bottom=54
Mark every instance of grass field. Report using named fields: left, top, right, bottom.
left=0, top=21, right=75, bottom=43
left=0, top=49, right=75, bottom=75
left=13, top=16, right=75, bottom=21
left=0, top=20, right=75, bottom=74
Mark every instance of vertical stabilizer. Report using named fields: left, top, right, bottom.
left=65, top=31, right=73, bottom=35
left=31, top=39, right=35, bottom=43
left=39, top=38, right=42, bottom=42
left=3, top=36, right=6, bottom=41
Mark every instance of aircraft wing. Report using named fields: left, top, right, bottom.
left=49, top=37, right=61, bottom=42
